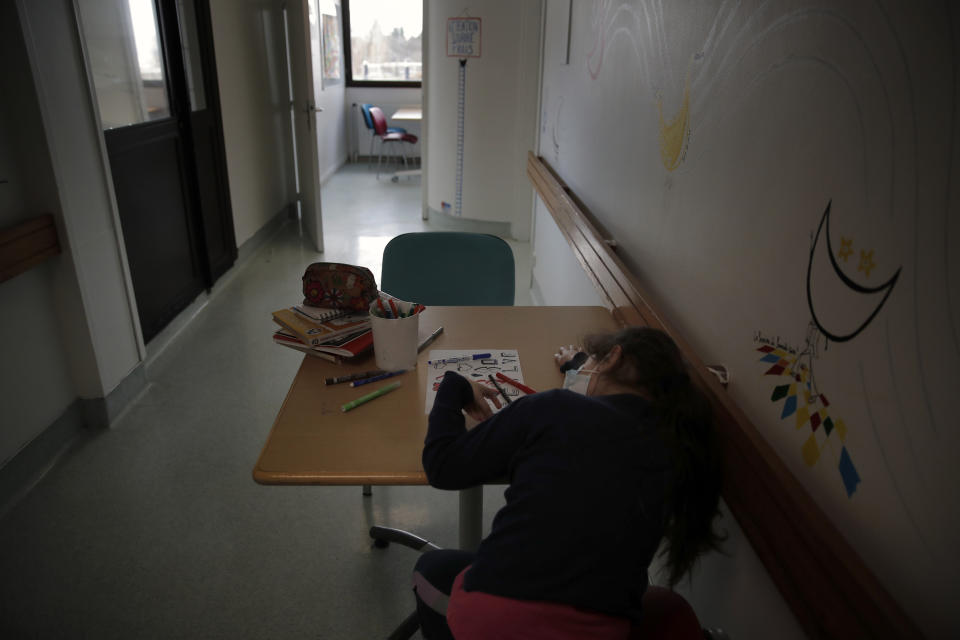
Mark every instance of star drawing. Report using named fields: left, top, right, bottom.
left=837, top=236, right=853, bottom=262
left=857, top=249, right=876, bottom=277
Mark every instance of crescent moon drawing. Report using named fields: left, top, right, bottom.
left=806, top=201, right=901, bottom=343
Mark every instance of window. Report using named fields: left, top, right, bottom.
left=77, top=0, right=171, bottom=128
left=343, top=0, right=422, bottom=86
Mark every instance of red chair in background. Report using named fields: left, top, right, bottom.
left=368, top=106, right=419, bottom=178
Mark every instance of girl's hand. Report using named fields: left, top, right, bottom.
left=554, top=344, right=582, bottom=369
left=464, top=380, right=501, bottom=421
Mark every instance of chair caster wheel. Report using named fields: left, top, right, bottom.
left=373, top=538, right=390, bottom=548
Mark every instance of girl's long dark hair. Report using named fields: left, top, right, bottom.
left=583, top=327, right=725, bottom=587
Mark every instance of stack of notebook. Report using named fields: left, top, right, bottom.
left=271, top=305, right=373, bottom=363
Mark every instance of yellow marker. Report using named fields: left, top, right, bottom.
left=341, top=382, right=401, bottom=413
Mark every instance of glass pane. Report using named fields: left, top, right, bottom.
left=176, top=0, right=207, bottom=111
left=348, top=0, right=422, bottom=82
left=77, top=0, right=171, bottom=129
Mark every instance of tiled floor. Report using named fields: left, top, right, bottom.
left=0, top=163, right=532, bottom=639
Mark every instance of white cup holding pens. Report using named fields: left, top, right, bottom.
left=369, top=293, right=422, bottom=371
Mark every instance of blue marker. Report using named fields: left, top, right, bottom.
left=427, top=353, right=492, bottom=365
left=350, top=370, right=407, bottom=387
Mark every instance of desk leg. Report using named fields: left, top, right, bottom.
left=459, top=486, right=483, bottom=551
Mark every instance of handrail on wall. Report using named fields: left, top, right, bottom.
left=526, top=151, right=921, bottom=639
left=0, top=214, right=60, bottom=284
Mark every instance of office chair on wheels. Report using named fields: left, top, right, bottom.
left=360, top=231, right=515, bottom=500
left=368, top=232, right=515, bottom=639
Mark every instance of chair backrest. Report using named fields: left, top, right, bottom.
left=381, top=232, right=515, bottom=306
left=360, top=103, right=374, bottom=130
left=368, top=106, right=389, bottom=137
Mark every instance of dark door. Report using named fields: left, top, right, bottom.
left=175, top=0, right=237, bottom=283
left=77, top=0, right=235, bottom=343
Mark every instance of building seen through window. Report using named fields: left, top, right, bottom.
left=344, top=0, right=422, bottom=85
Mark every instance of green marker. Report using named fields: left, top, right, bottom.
left=341, top=381, right=401, bottom=413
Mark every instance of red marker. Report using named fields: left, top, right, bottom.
left=376, top=297, right=389, bottom=318
left=495, top=372, right=536, bottom=395
left=388, top=298, right=400, bottom=319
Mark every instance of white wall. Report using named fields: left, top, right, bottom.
left=424, top=0, right=541, bottom=240
left=0, top=1, right=78, bottom=466
left=530, top=194, right=604, bottom=307
left=534, top=0, right=960, bottom=636
left=210, top=0, right=296, bottom=247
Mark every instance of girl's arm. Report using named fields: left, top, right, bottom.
left=423, top=371, right=532, bottom=490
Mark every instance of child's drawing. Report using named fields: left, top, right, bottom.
left=807, top=201, right=900, bottom=344
left=425, top=349, right=527, bottom=414
left=752, top=202, right=902, bottom=498
left=753, top=333, right=859, bottom=497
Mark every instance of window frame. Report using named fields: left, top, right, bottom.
left=341, top=0, right=423, bottom=88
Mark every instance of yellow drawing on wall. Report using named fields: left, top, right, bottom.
left=657, top=72, right=691, bottom=171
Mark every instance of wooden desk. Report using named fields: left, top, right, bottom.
left=254, top=306, right=618, bottom=548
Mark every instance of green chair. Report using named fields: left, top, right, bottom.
left=380, top=232, right=515, bottom=306
left=371, top=232, right=515, bottom=639
left=363, top=231, right=515, bottom=504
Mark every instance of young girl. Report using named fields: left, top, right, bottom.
left=412, top=327, right=724, bottom=639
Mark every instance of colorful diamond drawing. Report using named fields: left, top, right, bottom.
left=810, top=412, right=821, bottom=430
left=754, top=343, right=859, bottom=498
left=795, top=406, right=810, bottom=429
left=838, top=447, right=860, bottom=497
left=781, top=395, right=797, bottom=418
left=802, top=433, right=820, bottom=466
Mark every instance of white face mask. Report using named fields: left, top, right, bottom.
left=562, top=367, right=598, bottom=395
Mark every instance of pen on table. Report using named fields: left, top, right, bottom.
left=427, top=353, right=492, bottom=365
left=495, top=372, right=536, bottom=395
left=417, top=326, right=444, bottom=353
left=325, top=369, right=386, bottom=385
left=488, top=374, right=512, bottom=405
left=341, top=382, right=401, bottom=412
left=349, top=369, right=407, bottom=387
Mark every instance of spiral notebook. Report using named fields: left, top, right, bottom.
left=292, top=304, right=351, bottom=323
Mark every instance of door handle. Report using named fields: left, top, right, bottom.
left=305, top=101, right=324, bottom=131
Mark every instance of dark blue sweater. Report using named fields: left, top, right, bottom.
left=424, top=371, right=674, bottom=620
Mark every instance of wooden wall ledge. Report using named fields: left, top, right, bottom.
left=0, top=214, right=61, bottom=284
left=527, top=152, right=920, bottom=639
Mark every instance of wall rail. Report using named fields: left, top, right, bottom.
left=527, top=151, right=921, bottom=639
left=0, top=214, right=60, bottom=284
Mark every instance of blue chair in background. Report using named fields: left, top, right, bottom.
left=360, top=103, right=407, bottom=168
left=380, top=232, right=515, bottom=306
